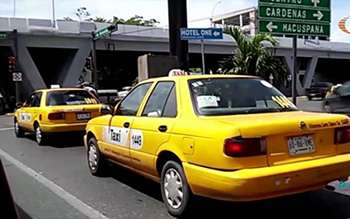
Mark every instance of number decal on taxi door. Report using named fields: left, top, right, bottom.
left=130, top=129, right=143, bottom=150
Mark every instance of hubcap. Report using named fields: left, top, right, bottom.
left=88, top=143, right=98, bottom=170
left=324, top=103, right=330, bottom=112
left=36, top=126, right=42, bottom=143
left=164, top=168, right=183, bottom=209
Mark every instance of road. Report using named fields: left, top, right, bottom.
left=1, top=99, right=350, bottom=219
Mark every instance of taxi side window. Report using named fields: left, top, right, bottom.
left=118, top=83, right=152, bottom=116
left=142, top=81, right=176, bottom=118
left=25, top=93, right=36, bottom=107
left=30, top=92, right=42, bottom=107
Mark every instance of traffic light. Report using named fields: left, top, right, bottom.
left=85, top=57, right=93, bottom=70
left=8, top=56, right=15, bottom=73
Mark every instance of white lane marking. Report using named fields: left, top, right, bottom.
left=0, top=127, right=14, bottom=131
left=0, top=148, right=109, bottom=219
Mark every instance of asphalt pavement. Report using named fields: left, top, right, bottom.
left=2, top=99, right=350, bottom=219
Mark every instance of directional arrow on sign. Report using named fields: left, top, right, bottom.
left=266, top=22, right=277, bottom=32
left=213, top=31, right=220, bottom=37
left=311, top=0, right=320, bottom=7
left=313, top=10, right=324, bottom=20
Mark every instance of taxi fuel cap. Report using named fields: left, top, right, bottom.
left=50, top=84, right=60, bottom=88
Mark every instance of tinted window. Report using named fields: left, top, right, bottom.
left=30, top=92, right=42, bottom=107
left=46, top=90, right=99, bottom=106
left=118, top=83, right=152, bottom=116
left=142, top=82, right=174, bottom=117
left=162, top=86, right=177, bottom=118
left=189, top=78, right=299, bottom=116
left=25, top=93, right=36, bottom=107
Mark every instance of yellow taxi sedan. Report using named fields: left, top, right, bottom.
left=84, top=72, right=350, bottom=217
left=14, top=87, right=111, bottom=145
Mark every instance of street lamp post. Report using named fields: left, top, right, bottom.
left=52, top=0, right=56, bottom=28
left=211, top=1, right=221, bottom=27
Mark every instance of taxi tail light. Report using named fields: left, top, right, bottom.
left=48, top=112, right=65, bottom=120
left=224, top=137, right=266, bottom=157
left=334, top=126, right=350, bottom=144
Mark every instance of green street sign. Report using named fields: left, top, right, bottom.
left=258, top=19, right=330, bottom=36
left=0, top=32, right=7, bottom=39
left=258, top=0, right=330, bottom=9
left=93, top=24, right=118, bottom=41
left=259, top=5, right=331, bottom=23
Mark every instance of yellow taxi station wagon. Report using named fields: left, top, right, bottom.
left=84, top=73, right=350, bottom=217
left=14, top=87, right=112, bottom=145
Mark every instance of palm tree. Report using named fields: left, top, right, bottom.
left=219, top=26, right=287, bottom=84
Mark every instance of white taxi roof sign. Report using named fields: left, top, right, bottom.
left=50, top=84, right=60, bottom=88
left=168, top=69, right=188, bottom=77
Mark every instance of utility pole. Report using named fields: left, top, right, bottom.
left=13, top=29, right=21, bottom=103
left=167, top=0, right=189, bottom=70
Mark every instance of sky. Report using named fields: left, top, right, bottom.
left=0, top=0, right=350, bottom=42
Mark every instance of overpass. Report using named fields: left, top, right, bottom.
left=0, top=17, right=350, bottom=99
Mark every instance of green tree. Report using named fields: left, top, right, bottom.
left=110, top=15, right=159, bottom=26
left=219, top=26, right=287, bottom=84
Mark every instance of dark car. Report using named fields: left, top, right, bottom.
left=323, top=84, right=350, bottom=116
left=305, top=82, right=333, bottom=100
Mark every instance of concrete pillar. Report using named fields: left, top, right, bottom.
left=12, top=37, right=46, bottom=96
left=239, top=15, right=243, bottom=27
left=58, top=39, right=91, bottom=87
left=302, top=57, right=318, bottom=88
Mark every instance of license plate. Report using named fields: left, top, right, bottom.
left=76, top=113, right=91, bottom=120
left=287, top=135, right=315, bottom=155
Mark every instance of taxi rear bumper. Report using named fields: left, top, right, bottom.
left=40, top=123, right=87, bottom=133
left=183, top=153, right=350, bottom=202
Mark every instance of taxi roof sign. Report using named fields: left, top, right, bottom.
left=50, top=84, right=60, bottom=88
left=168, top=69, right=188, bottom=77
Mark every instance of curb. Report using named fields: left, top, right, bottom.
left=5, top=113, right=14, bottom=116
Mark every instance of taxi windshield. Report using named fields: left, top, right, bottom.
left=46, top=90, right=99, bottom=106
left=188, top=78, right=299, bottom=116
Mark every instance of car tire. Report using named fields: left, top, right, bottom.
left=160, top=161, right=193, bottom=218
left=34, top=123, right=47, bottom=146
left=308, top=96, right=312, bottom=101
left=87, top=137, right=108, bottom=176
left=14, top=118, right=24, bottom=138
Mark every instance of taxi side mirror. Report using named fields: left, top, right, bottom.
left=100, top=105, right=112, bottom=115
left=16, top=102, right=24, bottom=108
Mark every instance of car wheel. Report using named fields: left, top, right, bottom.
left=34, top=123, right=46, bottom=146
left=87, top=137, right=108, bottom=176
left=160, top=161, right=192, bottom=218
left=14, top=118, right=24, bottom=138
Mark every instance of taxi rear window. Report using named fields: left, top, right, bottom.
left=46, top=90, right=99, bottom=106
left=188, top=78, right=299, bottom=116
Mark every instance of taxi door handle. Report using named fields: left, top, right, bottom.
left=158, top=125, right=167, bottom=132
left=124, top=122, right=130, bottom=128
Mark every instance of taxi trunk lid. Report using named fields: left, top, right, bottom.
left=49, top=105, right=101, bottom=123
left=213, top=111, right=350, bottom=166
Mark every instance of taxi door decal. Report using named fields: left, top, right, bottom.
left=102, top=126, right=129, bottom=147
left=19, top=113, right=31, bottom=121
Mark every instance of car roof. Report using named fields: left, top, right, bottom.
left=139, top=74, right=259, bottom=84
left=34, top=88, right=85, bottom=92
